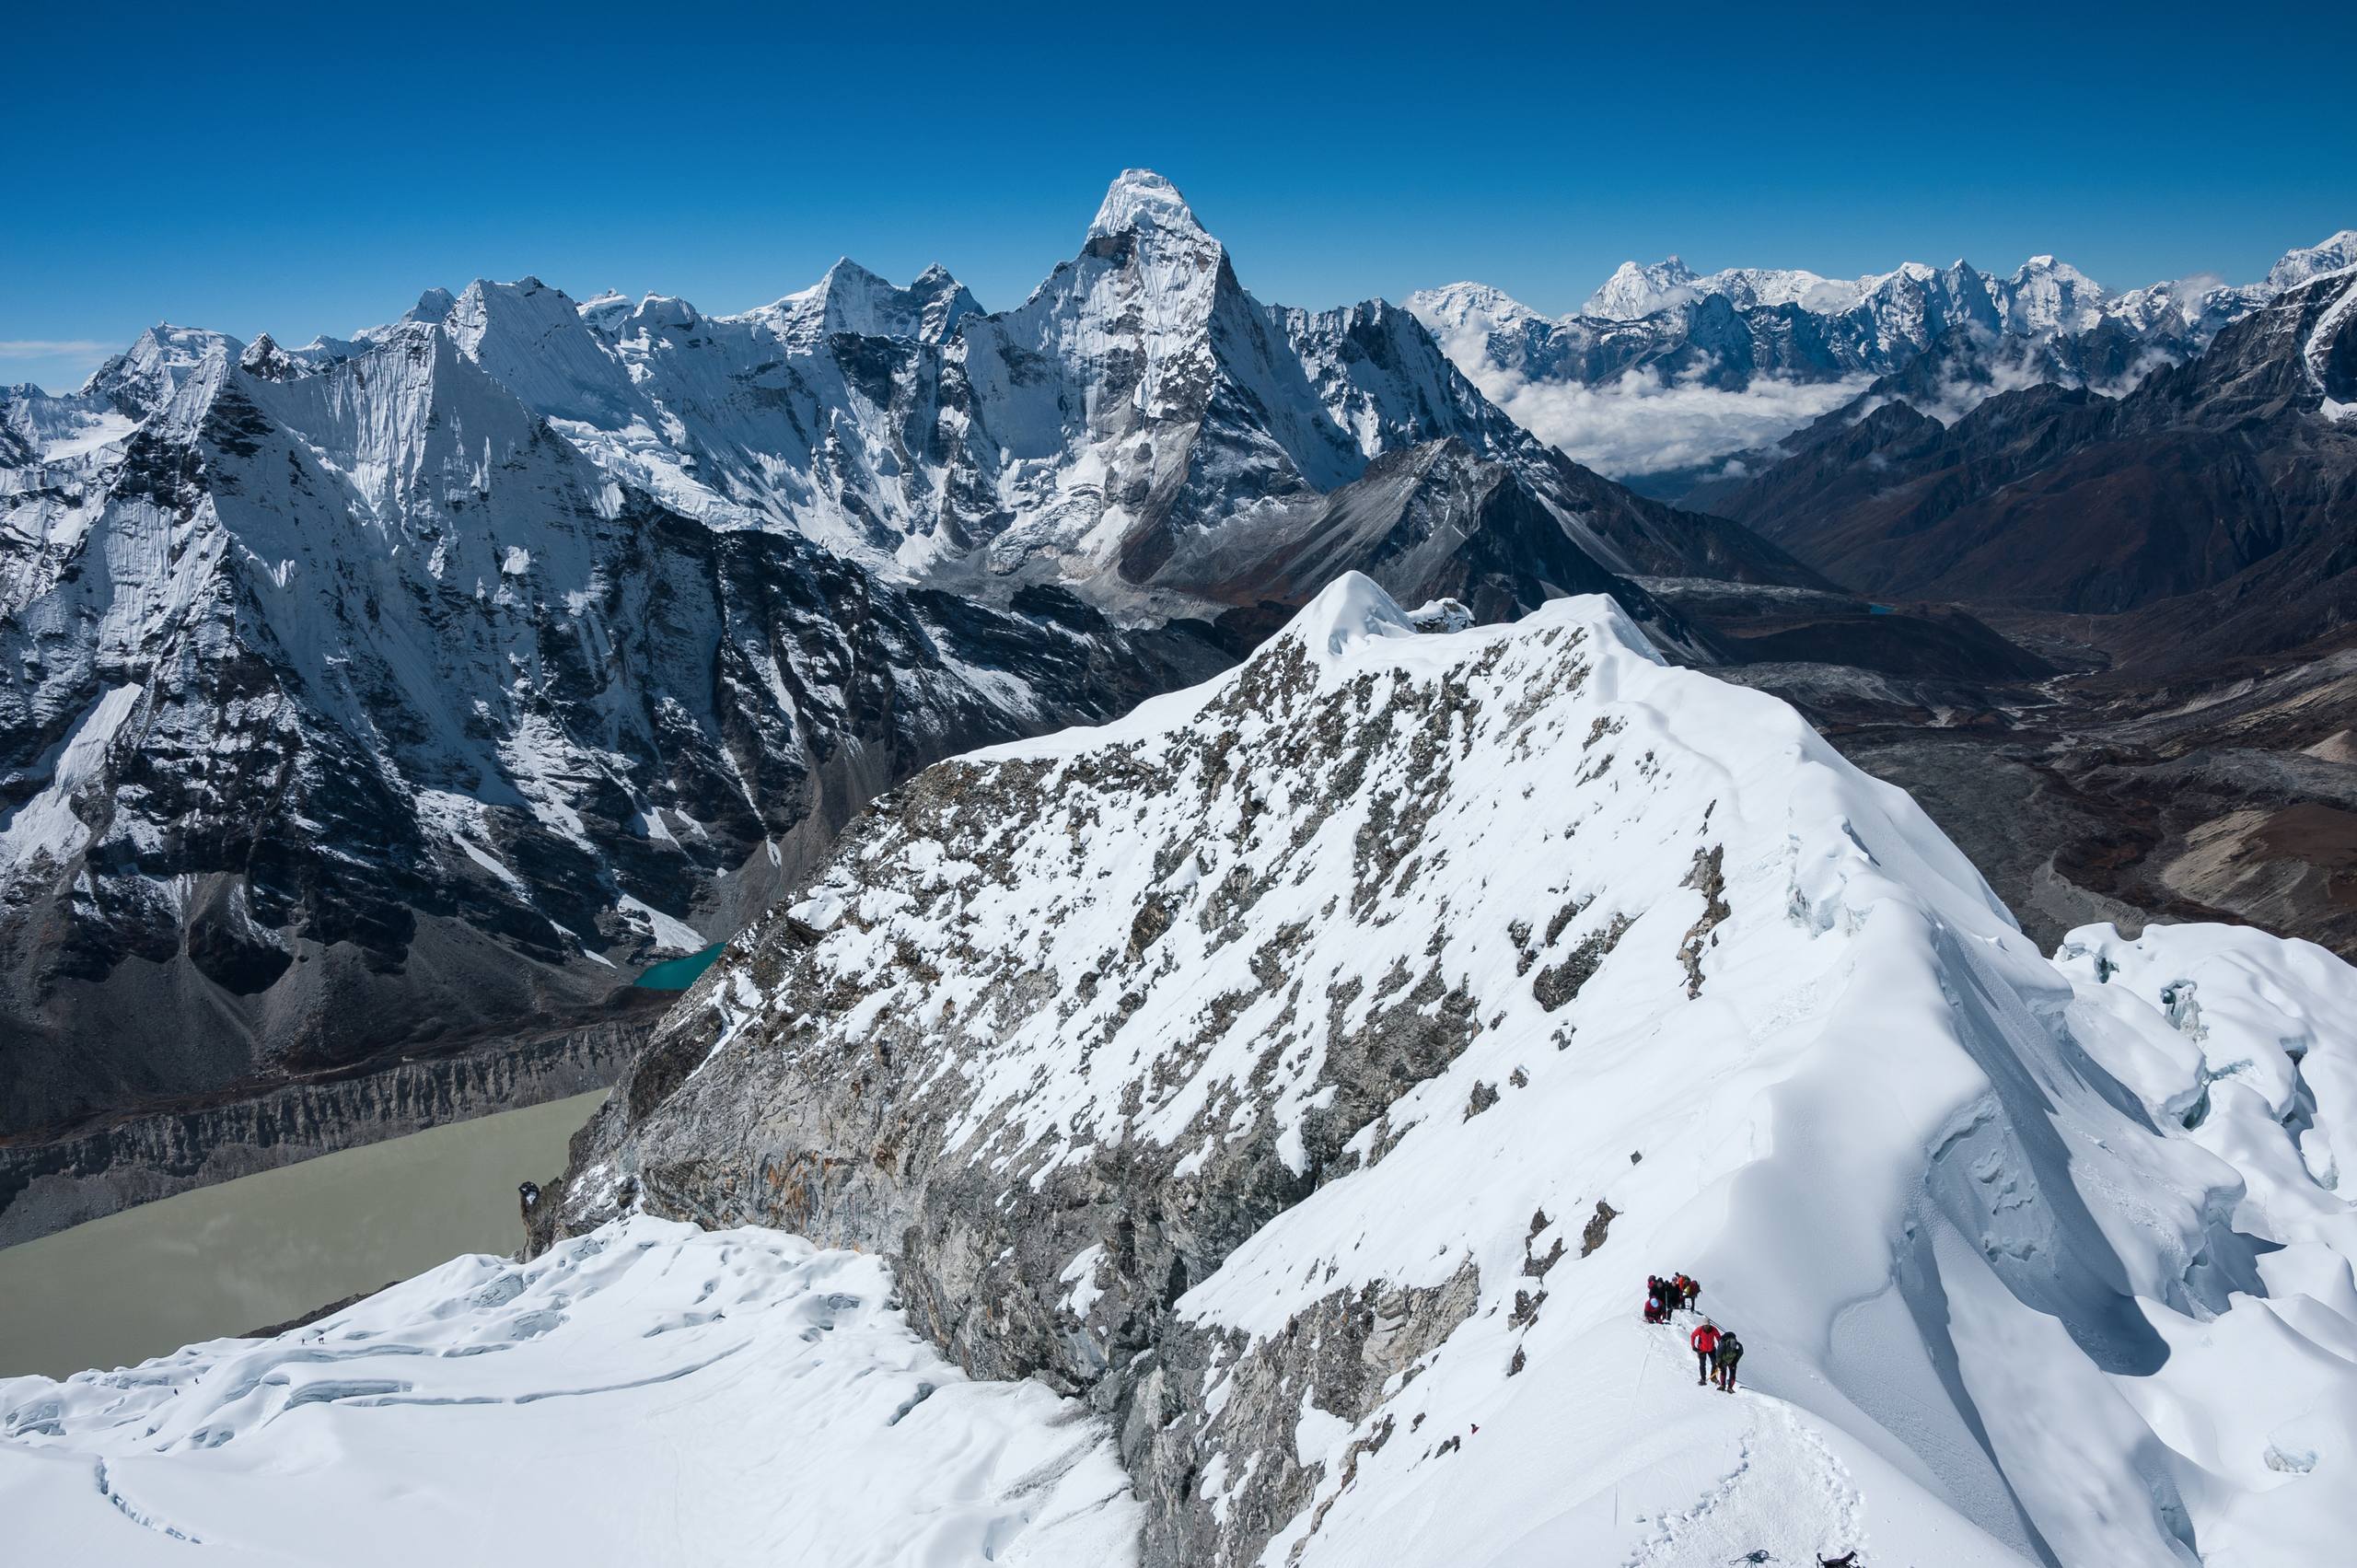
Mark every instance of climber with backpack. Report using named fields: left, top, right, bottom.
left=1689, top=1319, right=1720, bottom=1384
left=1643, top=1285, right=1666, bottom=1324
left=1713, top=1330, right=1744, bottom=1391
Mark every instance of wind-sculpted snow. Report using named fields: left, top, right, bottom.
left=534, top=574, right=2357, bottom=1566
left=0, top=1215, right=1141, bottom=1565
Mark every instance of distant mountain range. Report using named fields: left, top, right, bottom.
left=1686, top=269, right=2357, bottom=671
left=0, top=171, right=1810, bottom=1143
left=1408, top=230, right=2357, bottom=484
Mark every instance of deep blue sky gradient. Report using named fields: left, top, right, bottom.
left=7, top=0, right=2352, bottom=391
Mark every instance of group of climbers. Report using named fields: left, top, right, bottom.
left=1635, top=1272, right=1858, bottom=1560
left=1641, top=1272, right=1700, bottom=1323
left=1639, top=1272, right=1743, bottom=1390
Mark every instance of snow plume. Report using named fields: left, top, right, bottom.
left=1442, top=321, right=1869, bottom=476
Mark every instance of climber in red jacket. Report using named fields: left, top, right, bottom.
left=1689, top=1320, right=1721, bottom=1384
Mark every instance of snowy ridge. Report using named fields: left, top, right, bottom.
left=0, top=1217, right=1141, bottom=1565
left=521, top=574, right=2357, bottom=1566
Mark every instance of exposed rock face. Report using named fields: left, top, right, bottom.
left=530, top=575, right=2355, bottom=1567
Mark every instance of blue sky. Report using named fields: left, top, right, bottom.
left=6, top=0, right=2352, bottom=392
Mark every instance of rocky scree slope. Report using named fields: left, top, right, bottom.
left=536, top=575, right=2357, bottom=1568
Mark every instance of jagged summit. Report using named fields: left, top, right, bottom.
left=732, top=255, right=981, bottom=349
left=2270, top=226, right=2357, bottom=292
left=1582, top=255, right=1701, bottom=319
left=0, top=171, right=1817, bottom=1147
left=1086, top=167, right=1204, bottom=242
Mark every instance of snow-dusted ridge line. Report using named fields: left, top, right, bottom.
left=511, top=573, right=2357, bottom=1567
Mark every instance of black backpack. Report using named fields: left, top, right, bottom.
left=1720, top=1334, right=1743, bottom=1362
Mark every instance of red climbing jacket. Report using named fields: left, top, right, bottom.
left=1689, top=1324, right=1721, bottom=1356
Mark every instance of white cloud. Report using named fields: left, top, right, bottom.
left=0, top=340, right=113, bottom=360
left=1440, top=322, right=1871, bottom=477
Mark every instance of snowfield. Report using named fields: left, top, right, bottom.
left=6, top=578, right=2355, bottom=1566
left=0, top=1217, right=1140, bottom=1565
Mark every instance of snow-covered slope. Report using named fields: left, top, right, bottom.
left=1411, top=231, right=2351, bottom=480
left=495, top=575, right=2355, bottom=1567
left=0, top=1216, right=1140, bottom=1565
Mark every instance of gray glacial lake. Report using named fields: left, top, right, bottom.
left=0, top=1089, right=606, bottom=1380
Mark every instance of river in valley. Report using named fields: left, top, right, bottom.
left=0, top=1089, right=606, bottom=1381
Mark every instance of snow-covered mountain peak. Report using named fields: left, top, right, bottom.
left=447, top=274, right=588, bottom=353
left=1086, top=168, right=1205, bottom=243
left=2003, top=253, right=2109, bottom=334
left=576, top=287, right=633, bottom=333
left=1280, top=570, right=1422, bottom=659
left=82, top=324, right=239, bottom=418
left=524, top=572, right=2357, bottom=1566
left=1401, top=281, right=1550, bottom=340
left=732, top=256, right=981, bottom=351
left=2270, top=227, right=2357, bottom=292
left=237, top=331, right=306, bottom=381
left=1583, top=255, right=1700, bottom=319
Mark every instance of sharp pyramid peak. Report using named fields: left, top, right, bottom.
left=1087, top=168, right=1206, bottom=243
